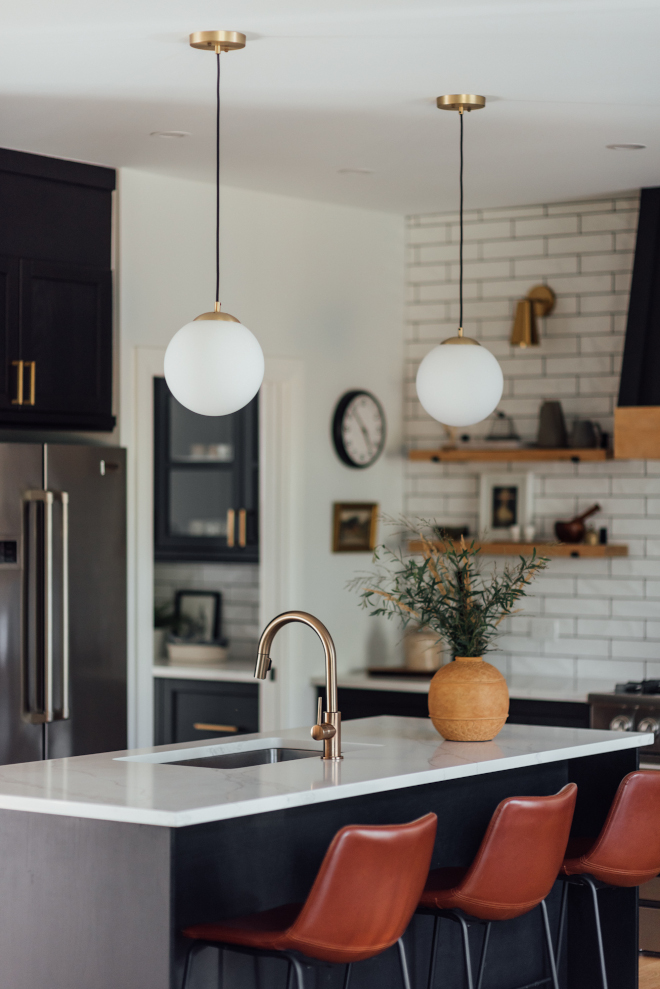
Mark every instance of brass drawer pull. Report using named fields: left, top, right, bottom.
left=193, top=722, right=239, bottom=733
left=226, top=508, right=235, bottom=547
left=238, top=508, right=247, bottom=547
left=11, top=360, right=23, bottom=405
left=26, top=361, right=36, bottom=405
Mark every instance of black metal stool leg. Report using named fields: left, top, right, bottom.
left=583, top=877, right=608, bottom=989
left=289, top=955, right=305, bottom=989
left=541, top=899, right=560, bottom=989
left=475, top=921, right=491, bottom=989
left=556, top=881, right=569, bottom=971
left=456, top=915, right=475, bottom=989
left=286, top=959, right=294, bottom=989
left=427, top=916, right=440, bottom=989
left=181, top=941, right=200, bottom=989
left=397, top=938, right=412, bottom=989
left=218, top=947, right=224, bottom=988
left=343, top=962, right=352, bottom=989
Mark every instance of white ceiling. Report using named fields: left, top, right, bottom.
left=1, top=0, right=659, bottom=213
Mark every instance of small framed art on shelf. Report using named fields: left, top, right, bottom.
left=478, top=472, right=534, bottom=541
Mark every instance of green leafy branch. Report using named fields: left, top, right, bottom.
left=348, top=519, right=549, bottom=658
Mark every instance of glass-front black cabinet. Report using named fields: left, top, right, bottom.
left=154, top=378, right=258, bottom=562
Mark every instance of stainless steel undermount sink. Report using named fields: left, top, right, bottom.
left=164, top=747, right=320, bottom=770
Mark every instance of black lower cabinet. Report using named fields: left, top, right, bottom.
left=154, top=678, right=259, bottom=745
left=317, top=686, right=590, bottom=730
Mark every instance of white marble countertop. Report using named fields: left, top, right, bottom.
left=311, top=673, right=616, bottom=704
left=153, top=659, right=258, bottom=682
left=0, top=716, right=650, bottom=829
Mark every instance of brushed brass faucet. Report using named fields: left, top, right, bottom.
left=254, top=611, right=342, bottom=761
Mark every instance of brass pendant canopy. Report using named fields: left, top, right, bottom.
left=194, top=311, right=240, bottom=323
left=437, top=94, right=486, bottom=112
left=510, top=284, right=556, bottom=347
left=189, top=31, right=246, bottom=52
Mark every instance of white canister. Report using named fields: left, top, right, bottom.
left=404, top=630, right=444, bottom=671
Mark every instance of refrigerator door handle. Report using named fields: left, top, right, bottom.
left=22, top=490, right=69, bottom=724
left=57, top=491, right=69, bottom=721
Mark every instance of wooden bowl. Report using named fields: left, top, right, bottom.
left=554, top=520, right=584, bottom=543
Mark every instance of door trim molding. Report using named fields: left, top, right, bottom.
left=126, top=349, right=303, bottom=746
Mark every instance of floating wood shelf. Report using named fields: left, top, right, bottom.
left=409, top=540, right=628, bottom=558
left=409, top=448, right=610, bottom=463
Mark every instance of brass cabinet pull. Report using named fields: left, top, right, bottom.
left=11, top=361, right=36, bottom=406
left=226, top=508, right=235, bottom=547
left=238, top=508, right=247, bottom=548
left=193, top=722, right=239, bottom=733
left=26, top=362, right=35, bottom=405
left=11, top=361, right=23, bottom=405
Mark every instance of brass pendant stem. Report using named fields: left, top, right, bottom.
left=189, top=32, right=247, bottom=312
left=436, top=94, right=486, bottom=337
left=216, top=51, right=220, bottom=307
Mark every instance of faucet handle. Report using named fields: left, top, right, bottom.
left=311, top=696, right=336, bottom=741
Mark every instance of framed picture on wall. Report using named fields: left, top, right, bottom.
left=332, top=503, right=379, bottom=553
left=479, top=473, right=534, bottom=540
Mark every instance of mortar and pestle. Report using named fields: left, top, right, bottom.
left=554, top=504, right=601, bottom=544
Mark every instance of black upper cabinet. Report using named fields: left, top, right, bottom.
left=154, top=378, right=259, bottom=563
left=0, top=148, right=115, bottom=431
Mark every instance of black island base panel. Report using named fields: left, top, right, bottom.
left=0, top=746, right=638, bottom=989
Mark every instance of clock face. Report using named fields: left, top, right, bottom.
left=332, top=391, right=386, bottom=468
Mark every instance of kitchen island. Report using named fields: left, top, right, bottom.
left=0, top=716, right=651, bottom=989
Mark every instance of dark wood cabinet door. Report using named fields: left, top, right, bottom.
left=154, top=378, right=259, bottom=562
left=0, top=257, right=19, bottom=410
left=154, top=678, right=259, bottom=745
left=18, top=260, right=112, bottom=421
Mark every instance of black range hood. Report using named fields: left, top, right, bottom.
left=618, top=186, right=660, bottom=406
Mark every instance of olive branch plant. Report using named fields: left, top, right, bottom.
left=348, top=519, right=549, bottom=659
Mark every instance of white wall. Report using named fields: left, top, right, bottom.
left=118, top=169, right=404, bottom=740
left=405, top=193, right=660, bottom=687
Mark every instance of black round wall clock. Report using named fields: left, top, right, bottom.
left=332, top=390, right=387, bottom=469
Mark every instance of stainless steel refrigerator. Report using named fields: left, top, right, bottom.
left=0, top=443, right=126, bottom=763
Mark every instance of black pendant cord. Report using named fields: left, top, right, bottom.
left=459, top=108, right=464, bottom=332
left=215, top=51, right=221, bottom=307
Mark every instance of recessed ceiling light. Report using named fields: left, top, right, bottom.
left=150, top=130, right=191, bottom=139
left=606, top=143, right=646, bottom=150
left=337, top=167, right=374, bottom=175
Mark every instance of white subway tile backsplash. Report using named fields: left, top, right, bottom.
left=403, top=193, right=655, bottom=686
left=154, top=562, right=260, bottom=660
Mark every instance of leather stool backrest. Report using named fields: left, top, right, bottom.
left=284, top=812, right=437, bottom=963
left=451, top=783, right=577, bottom=921
left=575, top=770, right=660, bottom=886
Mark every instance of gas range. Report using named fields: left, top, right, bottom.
left=589, top=684, right=660, bottom=763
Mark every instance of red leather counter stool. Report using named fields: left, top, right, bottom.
left=419, top=783, right=577, bottom=989
left=180, top=812, right=437, bottom=989
left=557, top=769, right=660, bottom=989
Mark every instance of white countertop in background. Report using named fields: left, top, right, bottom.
left=311, top=673, right=615, bottom=704
left=153, top=660, right=612, bottom=703
left=153, top=659, right=257, bottom=682
left=0, top=716, right=649, bottom=829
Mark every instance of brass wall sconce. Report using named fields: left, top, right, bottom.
left=510, top=285, right=556, bottom=347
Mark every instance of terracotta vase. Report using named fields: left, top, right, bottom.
left=428, top=657, right=509, bottom=741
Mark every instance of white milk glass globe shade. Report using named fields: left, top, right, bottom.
left=416, top=341, right=504, bottom=427
left=164, top=314, right=264, bottom=416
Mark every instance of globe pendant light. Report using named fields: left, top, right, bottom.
left=415, top=95, right=503, bottom=428
left=164, top=31, right=265, bottom=417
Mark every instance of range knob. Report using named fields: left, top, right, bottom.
left=637, top=717, right=660, bottom=736
left=609, top=714, right=634, bottom=732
